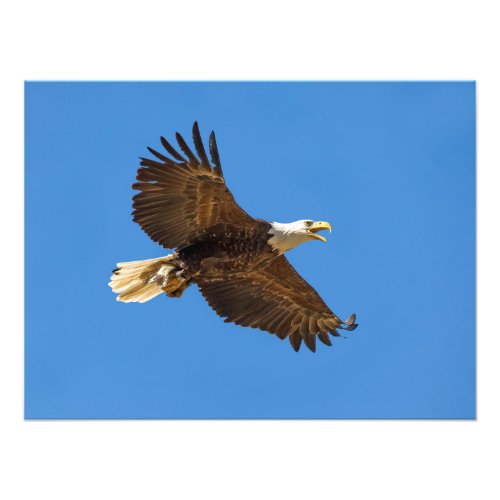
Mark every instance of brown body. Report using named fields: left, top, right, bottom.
left=178, top=221, right=275, bottom=278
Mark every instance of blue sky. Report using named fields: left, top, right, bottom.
left=25, top=82, right=475, bottom=418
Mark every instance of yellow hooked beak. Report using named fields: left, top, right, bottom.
left=308, top=221, right=332, bottom=242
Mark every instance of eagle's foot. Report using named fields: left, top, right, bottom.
left=163, top=272, right=189, bottom=298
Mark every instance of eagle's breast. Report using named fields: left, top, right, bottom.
left=177, top=220, right=276, bottom=276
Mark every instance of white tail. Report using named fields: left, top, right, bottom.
left=108, top=255, right=176, bottom=303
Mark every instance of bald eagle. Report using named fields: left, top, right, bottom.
left=109, top=122, right=358, bottom=352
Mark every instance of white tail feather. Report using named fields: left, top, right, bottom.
left=108, top=255, right=175, bottom=303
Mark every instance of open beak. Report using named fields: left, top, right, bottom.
left=308, top=221, right=332, bottom=242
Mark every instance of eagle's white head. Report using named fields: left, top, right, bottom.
left=268, top=220, right=332, bottom=254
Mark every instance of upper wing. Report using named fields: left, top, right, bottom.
left=132, top=122, right=254, bottom=249
left=197, top=255, right=358, bottom=352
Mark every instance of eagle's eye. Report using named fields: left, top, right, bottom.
left=304, top=220, right=313, bottom=227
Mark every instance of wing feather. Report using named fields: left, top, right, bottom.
left=160, top=136, right=187, bottom=162
left=209, top=131, right=224, bottom=178
left=289, top=331, right=303, bottom=352
left=175, top=131, right=199, bottom=164
left=318, top=331, right=332, bottom=346
left=147, top=146, right=171, bottom=164
left=192, top=121, right=211, bottom=169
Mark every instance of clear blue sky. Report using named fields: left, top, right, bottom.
left=25, top=82, right=475, bottom=419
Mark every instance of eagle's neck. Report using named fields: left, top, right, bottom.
left=267, top=221, right=310, bottom=254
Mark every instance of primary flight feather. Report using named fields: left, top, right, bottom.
left=109, top=122, right=358, bottom=352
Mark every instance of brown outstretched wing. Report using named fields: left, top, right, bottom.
left=132, top=122, right=254, bottom=249
left=197, top=255, right=358, bottom=352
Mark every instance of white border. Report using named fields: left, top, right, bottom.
left=1, top=1, right=498, bottom=499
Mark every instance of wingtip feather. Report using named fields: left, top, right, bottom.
left=209, top=130, right=223, bottom=178
left=192, top=121, right=212, bottom=170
